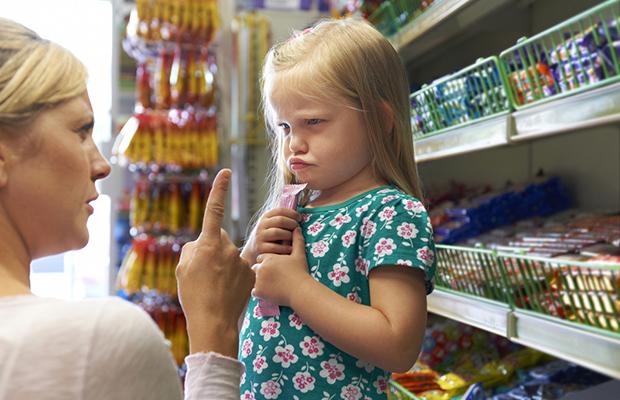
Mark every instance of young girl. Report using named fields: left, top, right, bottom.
left=239, top=18, right=436, bottom=400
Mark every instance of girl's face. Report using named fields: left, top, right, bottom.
left=0, top=92, right=111, bottom=259
left=269, top=80, right=384, bottom=206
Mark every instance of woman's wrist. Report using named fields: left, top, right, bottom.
left=187, top=318, right=239, bottom=359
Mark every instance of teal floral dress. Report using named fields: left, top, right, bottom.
left=239, top=186, right=436, bottom=400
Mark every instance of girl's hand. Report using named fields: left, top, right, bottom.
left=252, top=228, right=312, bottom=307
left=255, top=207, right=300, bottom=255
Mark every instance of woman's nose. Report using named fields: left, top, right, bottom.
left=91, top=148, right=111, bottom=181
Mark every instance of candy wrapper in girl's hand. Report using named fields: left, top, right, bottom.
left=257, top=183, right=308, bottom=318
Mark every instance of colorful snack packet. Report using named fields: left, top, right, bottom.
left=257, top=183, right=308, bottom=317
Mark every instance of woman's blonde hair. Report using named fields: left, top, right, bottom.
left=250, top=18, right=423, bottom=236
left=0, top=17, right=87, bottom=129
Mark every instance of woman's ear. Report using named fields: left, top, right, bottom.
left=380, top=101, right=395, bottom=136
left=0, top=142, right=9, bottom=188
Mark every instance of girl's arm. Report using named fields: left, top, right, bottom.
left=253, top=229, right=428, bottom=373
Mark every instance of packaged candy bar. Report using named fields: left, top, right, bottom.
left=257, top=183, right=308, bottom=317
left=509, top=63, right=556, bottom=105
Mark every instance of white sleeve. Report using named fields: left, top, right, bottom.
left=83, top=299, right=183, bottom=400
left=184, top=352, right=244, bottom=400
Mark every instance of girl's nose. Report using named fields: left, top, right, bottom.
left=288, top=131, right=307, bottom=154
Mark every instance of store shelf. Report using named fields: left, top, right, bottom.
left=413, top=79, right=620, bottom=162
left=511, top=81, right=620, bottom=142
left=393, top=0, right=514, bottom=63
left=428, top=288, right=620, bottom=380
left=511, top=310, right=620, bottom=380
left=428, top=289, right=511, bottom=337
left=414, top=112, right=511, bottom=162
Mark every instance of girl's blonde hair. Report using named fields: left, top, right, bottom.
left=250, top=18, right=423, bottom=236
left=0, top=17, right=87, bottom=129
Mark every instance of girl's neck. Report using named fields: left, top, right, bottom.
left=307, top=169, right=388, bottom=208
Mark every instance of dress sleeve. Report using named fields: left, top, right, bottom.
left=184, top=352, right=244, bottom=400
left=360, top=196, right=436, bottom=294
left=83, top=298, right=184, bottom=400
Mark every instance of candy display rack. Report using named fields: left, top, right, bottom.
left=113, top=0, right=221, bottom=367
left=407, top=0, right=620, bottom=162
left=499, top=0, right=620, bottom=110
left=411, top=57, right=512, bottom=162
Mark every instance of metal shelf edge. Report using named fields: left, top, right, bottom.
left=428, top=289, right=511, bottom=337
left=512, top=81, right=620, bottom=140
left=415, top=113, right=511, bottom=163
left=395, top=0, right=473, bottom=51
left=511, top=310, right=620, bottom=380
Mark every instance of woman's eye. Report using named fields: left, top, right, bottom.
left=77, top=121, right=94, bottom=141
left=77, top=128, right=91, bottom=141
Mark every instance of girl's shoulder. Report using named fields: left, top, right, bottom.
left=368, top=187, right=427, bottom=212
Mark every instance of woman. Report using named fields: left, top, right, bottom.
left=0, top=17, right=251, bottom=399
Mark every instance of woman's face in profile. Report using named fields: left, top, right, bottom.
left=1, top=92, right=111, bottom=259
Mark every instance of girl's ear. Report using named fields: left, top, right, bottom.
left=379, top=101, right=395, bottom=136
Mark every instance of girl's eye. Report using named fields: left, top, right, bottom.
left=277, top=123, right=291, bottom=135
left=306, top=119, right=322, bottom=126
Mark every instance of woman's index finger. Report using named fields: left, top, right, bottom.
left=199, top=169, right=232, bottom=241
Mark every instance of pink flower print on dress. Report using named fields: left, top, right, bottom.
left=360, top=218, right=377, bottom=239
left=310, top=240, right=329, bottom=258
left=375, top=238, right=396, bottom=257
left=378, top=206, right=396, bottom=222
left=253, top=303, right=262, bottom=318
left=396, top=222, right=418, bottom=239
left=241, top=371, right=246, bottom=385
left=301, top=213, right=311, bottom=223
left=328, top=264, right=350, bottom=287
left=340, top=384, right=363, bottom=400
left=259, top=318, right=280, bottom=341
left=260, top=380, right=282, bottom=399
left=293, top=371, right=316, bottom=393
left=272, top=344, right=298, bottom=368
left=241, top=313, right=250, bottom=334
left=355, top=359, right=376, bottom=373
left=403, top=199, right=426, bottom=214
left=241, top=337, right=254, bottom=358
left=289, top=312, right=304, bottom=330
left=347, top=291, right=361, bottom=303
left=241, top=390, right=254, bottom=400
left=381, top=195, right=397, bottom=204
left=373, top=376, right=388, bottom=394
left=300, top=336, right=325, bottom=359
left=329, top=213, right=351, bottom=229
left=307, top=221, right=325, bottom=236
left=319, top=358, right=345, bottom=384
left=354, top=257, right=369, bottom=276
left=396, top=259, right=413, bottom=267
left=341, top=230, right=357, bottom=248
left=355, top=203, right=370, bottom=217
left=417, top=246, right=435, bottom=266
left=253, top=355, right=268, bottom=373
